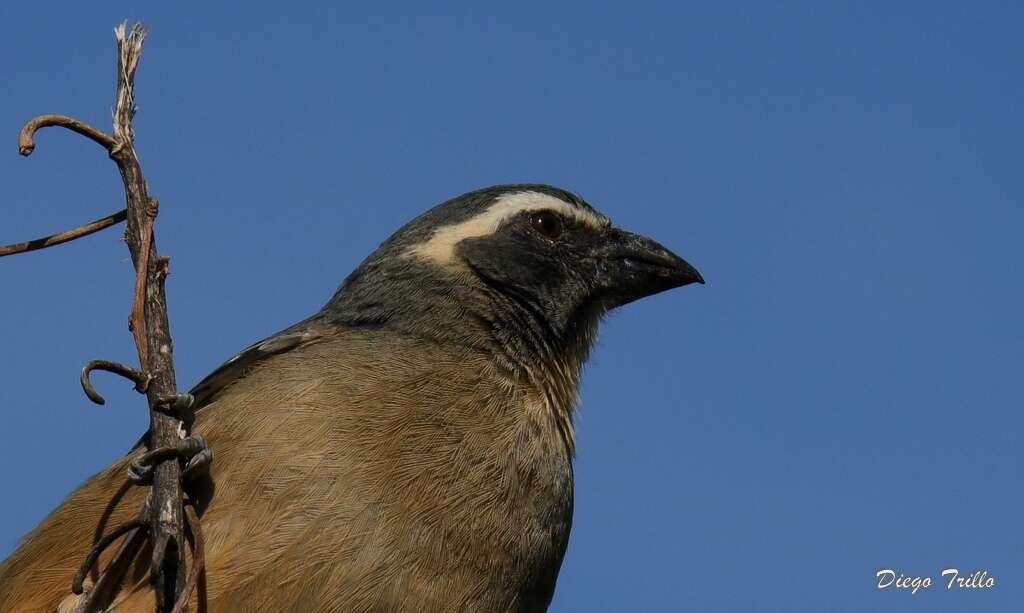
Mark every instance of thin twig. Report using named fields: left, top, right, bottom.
left=73, top=503, right=151, bottom=613
left=0, top=209, right=127, bottom=257
left=18, top=114, right=116, bottom=156
left=72, top=518, right=148, bottom=595
left=135, top=438, right=207, bottom=469
left=171, top=504, right=206, bottom=613
left=80, top=359, right=151, bottom=405
left=3, top=115, right=123, bottom=258
left=128, top=198, right=157, bottom=366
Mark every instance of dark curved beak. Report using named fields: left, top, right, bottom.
left=591, top=228, right=704, bottom=308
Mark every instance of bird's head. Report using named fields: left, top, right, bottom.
left=324, top=184, right=702, bottom=375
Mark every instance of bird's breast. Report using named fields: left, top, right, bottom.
left=187, top=332, right=578, bottom=610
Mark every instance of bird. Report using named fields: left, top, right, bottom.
left=0, top=184, right=703, bottom=612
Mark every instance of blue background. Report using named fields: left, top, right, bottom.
left=1, top=2, right=1020, bottom=611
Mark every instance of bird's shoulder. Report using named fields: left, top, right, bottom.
left=189, top=314, right=336, bottom=409
left=191, top=315, right=517, bottom=420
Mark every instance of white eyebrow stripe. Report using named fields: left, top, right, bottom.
left=408, top=191, right=607, bottom=265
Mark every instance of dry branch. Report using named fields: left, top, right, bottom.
left=5, top=22, right=206, bottom=613
left=0, top=209, right=126, bottom=257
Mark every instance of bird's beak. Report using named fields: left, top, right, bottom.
left=591, top=228, right=704, bottom=308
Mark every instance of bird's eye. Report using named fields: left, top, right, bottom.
left=531, top=211, right=563, bottom=240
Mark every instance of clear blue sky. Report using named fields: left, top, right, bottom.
left=1, top=2, right=1020, bottom=611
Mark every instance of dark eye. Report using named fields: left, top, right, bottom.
left=530, top=211, right=563, bottom=240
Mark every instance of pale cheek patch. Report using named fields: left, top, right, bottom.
left=407, top=191, right=608, bottom=265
